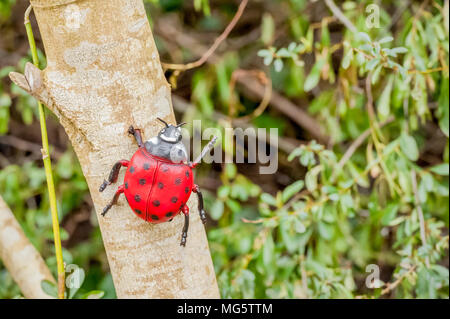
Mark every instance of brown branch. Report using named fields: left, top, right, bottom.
left=156, top=20, right=329, bottom=144
left=324, top=0, right=357, bottom=33
left=228, top=69, right=272, bottom=121
left=161, top=0, right=248, bottom=71
left=0, top=135, right=64, bottom=159
left=0, top=196, right=55, bottom=299
left=380, top=265, right=417, bottom=296
left=171, top=94, right=300, bottom=154
left=337, top=116, right=395, bottom=169
left=238, top=78, right=329, bottom=144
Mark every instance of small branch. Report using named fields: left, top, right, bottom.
left=380, top=265, right=417, bottom=296
left=157, top=23, right=329, bottom=144
left=171, top=94, right=299, bottom=154
left=337, top=116, right=395, bottom=170
left=411, top=170, right=430, bottom=267
left=23, top=5, right=65, bottom=299
left=365, top=75, right=399, bottom=195
left=228, top=69, right=272, bottom=121
left=237, top=78, right=329, bottom=144
left=0, top=135, right=64, bottom=159
left=161, top=0, right=248, bottom=71
left=324, top=0, right=357, bottom=33
left=0, top=196, right=55, bottom=299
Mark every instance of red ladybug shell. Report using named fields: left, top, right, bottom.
left=123, top=148, right=193, bottom=223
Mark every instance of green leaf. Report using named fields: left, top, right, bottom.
left=305, top=165, right=322, bottom=192
left=381, top=204, right=399, bottom=226
left=304, top=58, right=325, bottom=91
left=261, top=13, right=275, bottom=45
left=341, top=49, right=353, bottom=69
left=225, top=163, right=237, bottom=179
left=262, top=235, right=275, bottom=266
left=377, top=76, right=393, bottom=120
left=217, top=185, right=230, bottom=199
left=282, top=180, right=304, bottom=203
left=437, top=76, right=449, bottom=137
left=429, top=163, right=449, bottom=176
left=317, top=221, right=334, bottom=240
left=378, top=36, right=394, bottom=44
left=274, top=58, right=284, bottom=72
left=40, top=280, right=57, bottom=298
left=390, top=47, right=408, bottom=54
left=261, top=193, right=277, bottom=206
left=81, top=290, right=105, bottom=299
left=68, top=266, right=85, bottom=299
left=210, top=200, right=224, bottom=220
left=399, top=133, right=419, bottom=161
left=366, top=58, right=380, bottom=71
left=357, top=32, right=371, bottom=43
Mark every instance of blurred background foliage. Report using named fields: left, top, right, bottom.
left=0, top=0, right=448, bottom=298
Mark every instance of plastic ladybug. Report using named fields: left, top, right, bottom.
left=99, top=118, right=217, bottom=246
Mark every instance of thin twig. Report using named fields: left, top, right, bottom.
left=380, top=265, right=417, bottom=296
left=24, top=5, right=65, bottom=299
left=157, top=22, right=329, bottom=144
left=161, top=0, right=248, bottom=71
left=228, top=69, right=272, bottom=121
left=365, top=74, right=399, bottom=195
left=324, top=0, right=357, bottom=33
left=171, top=95, right=300, bottom=154
left=0, top=135, right=64, bottom=159
left=337, top=116, right=395, bottom=170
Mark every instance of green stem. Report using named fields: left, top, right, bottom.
left=24, top=5, right=65, bottom=299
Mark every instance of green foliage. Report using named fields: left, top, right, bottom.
left=198, top=0, right=449, bottom=298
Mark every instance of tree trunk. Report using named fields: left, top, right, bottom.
left=10, top=0, right=219, bottom=298
left=0, top=196, right=55, bottom=299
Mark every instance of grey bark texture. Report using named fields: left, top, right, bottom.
left=9, top=0, right=219, bottom=298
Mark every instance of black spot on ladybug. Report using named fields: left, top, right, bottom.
left=134, top=194, right=141, bottom=202
left=129, top=166, right=135, bottom=173
left=162, top=166, right=169, bottom=172
left=166, top=212, right=173, bottom=217
left=135, top=209, right=142, bottom=215
left=158, top=182, right=164, bottom=189
left=185, top=187, right=189, bottom=194
left=143, top=163, right=150, bottom=170
left=185, top=170, right=189, bottom=177
left=139, top=178, right=146, bottom=185
left=175, top=178, right=182, bottom=185
left=171, top=196, right=178, bottom=203
left=153, top=200, right=160, bottom=207
left=125, top=182, right=128, bottom=189
left=151, top=215, right=159, bottom=221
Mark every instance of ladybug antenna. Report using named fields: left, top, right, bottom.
left=157, top=117, right=169, bottom=127
left=176, top=122, right=187, bottom=128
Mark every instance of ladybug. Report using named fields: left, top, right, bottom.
left=99, top=118, right=217, bottom=246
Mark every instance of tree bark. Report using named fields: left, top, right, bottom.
left=0, top=196, right=55, bottom=299
left=10, top=0, right=219, bottom=298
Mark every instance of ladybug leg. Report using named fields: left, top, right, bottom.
left=99, top=160, right=129, bottom=192
left=101, top=184, right=125, bottom=217
left=180, top=205, right=189, bottom=247
left=128, top=125, right=144, bottom=148
left=193, top=184, right=207, bottom=225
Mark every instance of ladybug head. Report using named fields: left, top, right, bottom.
left=157, top=118, right=186, bottom=144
